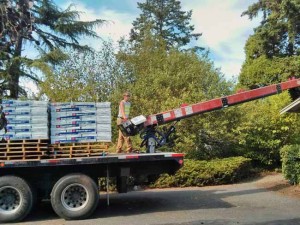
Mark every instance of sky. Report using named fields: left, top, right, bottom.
left=22, top=0, right=261, bottom=94
left=51, top=0, right=261, bottom=80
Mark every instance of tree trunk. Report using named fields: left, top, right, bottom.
left=8, top=36, right=23, bottom=99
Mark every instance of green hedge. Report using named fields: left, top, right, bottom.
left=151, top=156, right=252, bottom=188
left=280, top=145, right=300, bottom=185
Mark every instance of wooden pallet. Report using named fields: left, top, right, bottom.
left=0, top=140, right=109, bottom=160
left=0, top=151, right=45, bottom=157
left=0, top=139, right=48, bottom=146
left=0, top=154, right=47, bottom=161
left=51, top=142, right=108, bottom=148
left=49, top=142, right=109, bottom=159
left=51, top=152, right=105, bottom=159
left=3, top=139, right=49, bottom=144
left=0, top=139, right=50, bottom=160
left=0, top=146, right=49, bottom=152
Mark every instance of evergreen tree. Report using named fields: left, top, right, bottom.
left=0, top=0, right=104, bottom=98
left=242, top=0, right=300, bottom=59
left=130, top=0, right=201, bottom=49
left=239, top=0, right=300, bottom=87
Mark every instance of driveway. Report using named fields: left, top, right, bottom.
left=12, top=174, right=300, bottom=225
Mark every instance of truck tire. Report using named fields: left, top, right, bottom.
left=0, top=176, right=34, bottom=223
left=51, top=174, right=99, bottom=220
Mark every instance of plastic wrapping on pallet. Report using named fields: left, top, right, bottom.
left=51, top=117, right=97, bottom=122
left=3, top=110, right=31, bottom=116
left=2, top=100, right=49, bottom=140
left=50, top=104, right=96, bottom=113
left=96, top=124, right=112, bottom=132
left=7, top=124, right=32, bottom=130
left=6, top=115, right=31, bottom=120
left=51, top=102, right=96, bottom=107
left=49, top=101, right=111, bottom=144
left=8, top=127, right=48, bottom=134
left=96, top=109, right=111, bottom=115
left=97, top=131, right=112, bottom=137
left=95, top=102, right=111, bottom=108
left=2, top=99, right=31, bottom=104
left=51, top=130, right=96, bottom=136
left=1, top=99, right=112, bottom=144
left=30, top=101, right=49, bottom=107
left=51, top=116, right=97, bottom=122
left=96, top=135, right=112, bottom=142
left=50, top=120, right=97, bottom=127
left=50, top=135, right=98, bottom=144
left=51, top=125, right=97, bottom=132
left=51, top=111, right=96, bottom=117
left=96, top=116, right=111, bottom=124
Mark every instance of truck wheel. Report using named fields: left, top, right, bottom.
left=0, top=176, right=34, bottom=223
left=51, top=174, right=99, bottom=220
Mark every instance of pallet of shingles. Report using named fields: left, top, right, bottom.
left=49, top=142, right=109, bottom=159
left=0, top=139, right=50, bottom=161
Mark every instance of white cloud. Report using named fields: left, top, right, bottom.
left=62, top=1, right=136, bottom=49
left=56, top=0, right=261, bottom=78
left=182, top=0, right=260, bottom=78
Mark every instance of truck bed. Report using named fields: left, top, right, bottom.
left=0, top=152, right=184, bottom=177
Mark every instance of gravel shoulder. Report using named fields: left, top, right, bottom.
left=254, top=172, right=300, bottom=199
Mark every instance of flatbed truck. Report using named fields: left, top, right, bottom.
left=1, top=78, right=300, bottom=223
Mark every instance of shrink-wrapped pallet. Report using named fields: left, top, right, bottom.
left=50, top=102, right=111, bottom=144
left=2, top=100, right=49, bottom=140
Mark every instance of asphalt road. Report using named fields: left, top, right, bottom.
left=9, top=175, right=300, bottom=225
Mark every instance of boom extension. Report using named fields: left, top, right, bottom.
left=119, top=78, right=300, bottom=152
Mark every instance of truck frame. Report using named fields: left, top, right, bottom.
left=1, top=78, right=300, bottom=223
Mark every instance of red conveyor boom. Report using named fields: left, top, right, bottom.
left=144, top=78, right=300, bottom=126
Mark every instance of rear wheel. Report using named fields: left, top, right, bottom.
left=0, top=176, right=34, bottom=223
left=51, top=174, right=99, bottom=220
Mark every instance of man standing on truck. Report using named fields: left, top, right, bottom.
left=116, top=91, right=133, bottom=153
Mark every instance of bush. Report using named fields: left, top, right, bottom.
left=280, top=145, right=300, bottom=185
left=151, top=156, right=251, bottom=188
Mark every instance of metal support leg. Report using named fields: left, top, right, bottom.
left=106, top=165, right=110, bottom=206
left=147, top=137, right=156, bottom=153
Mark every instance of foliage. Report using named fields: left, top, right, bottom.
left=240, top=0, right=300, bottom=87
left=151, top=157, right=251, bottom=188
left=112, top=35, right=237, bottom=156
left=280, top=145, right=300, bottom=185
left=242, top=0, right=300, bottom=58
left=237, top=0, right=300, bottom=168
left=98, top=177, right=116, bottom=192
left=0, top=0, right=104, bottom=98
left=232, top=92, right=300, bottom=167
left=40, top=41, right=124, bottom=102
left=0, top=0, right=33, bottom=57
left=239, top=55, right=300, bottom=88
left=130, top=0, right=201, bottom=49
left=183, top=107, right=242, bottom=160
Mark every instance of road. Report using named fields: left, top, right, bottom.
left=10, top=174, right=300, bottom=225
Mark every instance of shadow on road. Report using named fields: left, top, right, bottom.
left=24, top=186, right=271, bottom=223
left=160, top=218, right=300, bottom=225
left=250, top=218, right=300, bottom=225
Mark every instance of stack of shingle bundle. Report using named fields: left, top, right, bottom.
left=2, top=100, right=49, bottom=140
left=50, top=102, right=111, bottom=144
left=96, top=102, right=112, bottom=142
